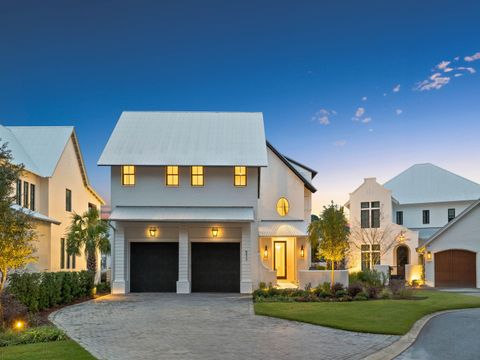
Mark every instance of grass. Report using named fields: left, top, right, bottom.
left=0, top=340, right=96, bottom=360
left=254, top=290, right=480, bottom=335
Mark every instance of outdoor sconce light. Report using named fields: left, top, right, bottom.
left=263, top=245, right=268, bottom=259
left=300, top=245, right=305, bottom=258
left=149, top=227, right=157, bottom=237
left=426, top=251, right=432, bottom=261
left=398, top=231, right=406, bottom=243
left=211, top=227, right=219, bottom=238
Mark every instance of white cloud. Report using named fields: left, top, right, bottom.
left=312, top=108, right=335, bottom=125
left=334, top=140, right=347, bottom=146
left=383, top=93, right=387, bottom=97
left=396, top=109, right=403, bottom=115
left=454, top=56, right=460, bottom=61
left=457, top=66, right=476, bottom=74
left=464, top=52, right=480, bottom=62
left=454, top=73, right=463, bottom=77
left=436, top=61, right=451, bottom=70
left=443, top=67, right=454, bottom=73
left=392, top=84, right=401, bottom=93
left=355, top=107, right=365, bottom=117
left=361, top=117, right=372, bottom=124
left=415, top=72, right=451, bottom=91
left=362, top=96, right=367, bottom=101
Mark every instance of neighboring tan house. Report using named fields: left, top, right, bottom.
left=98, top=111, right=317, bottom=294
left=0, top=125, right=104, bottom=273
left=346, top=163, right=480, bottom=286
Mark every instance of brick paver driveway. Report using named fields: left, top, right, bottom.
left=51, top=294, right=397, bottom=360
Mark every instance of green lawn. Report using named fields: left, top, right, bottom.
left=254, top=290, right=480, bottom=335
left=0, top=340, right=96, bottom=360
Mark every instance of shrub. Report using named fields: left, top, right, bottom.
left=295, top=294, right=320, bottom=302
left=354, top=291, right=369, bottom=301
left=389, top=279, right=406, bottom=296
left=320, top=282, right=331, bottom=293
left=258, top=282, right=267, bottom=290
left=366, top=285, right=381, bottom=299
left=396, top=287, right=414, bottom=299
left=1, top=292, right=28, bottom=327
left=356, top=270, right=384, bottom=287
left=380, top=288, right=392, bottom=299
left=96, top=282, right=111, bottom=294
left=334, top=290, right=347, bottom=298
left=411, top=279, right=421, bottom=288
left=7, top=273, right=42, bottom=312
left=331, top=282, right=344, bottom=293
left=347, top=282, right=363, bottom=298
left=0, top=326, right=66, bottom=347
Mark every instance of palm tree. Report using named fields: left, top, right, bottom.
left=66, top=207, right=110, bottom=275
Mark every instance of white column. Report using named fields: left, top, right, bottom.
left=176, top=227, right=191, bottom=293
left=240, top=223, right=253, bottom=293
left=112, top=224, right=127, bottom=294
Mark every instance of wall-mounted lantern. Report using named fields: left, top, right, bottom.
left=426, top=251, right=432, bottom=261
left=149, top=227, right=157, bottom=237
left=398, top=231, right=406, bottom=243
left=263, top=245, right=268, bottom=259
left=211, top=227, right=219, bottom=238
left=300, top=245, right=305, bottom=258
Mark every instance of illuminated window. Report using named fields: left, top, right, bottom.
left=166, top=166, right=179, bottom=186
left=191, top=166, right=204, bottom=186
left=276, top=197, right=289, bottom=216
left=234, top=166, right=247, bottom=186
left=121, top=166, right=135, bottom=186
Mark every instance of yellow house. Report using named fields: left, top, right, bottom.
left=1, top=125, right=104, bottom=273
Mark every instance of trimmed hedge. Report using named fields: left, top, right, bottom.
left=8, top=271, right=95, bottom=312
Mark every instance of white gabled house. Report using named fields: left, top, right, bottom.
left=346, top=163, right=480, bottom=287
left=0, top=125, right=104, bottom=273
left=98, top=111, right=317, bottom=294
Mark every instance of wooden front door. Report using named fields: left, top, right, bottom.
left=435, top=250, right=476, bottom=288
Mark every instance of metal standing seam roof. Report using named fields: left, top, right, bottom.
left=11, top=205, right=61, bottom=225
left=383, top=163, right=480, bottom=204
left=98, top=112, right=268, bottom=167
left=109, top=206, right=255, bottom=222
left=258, top=221, right=308, bottom=237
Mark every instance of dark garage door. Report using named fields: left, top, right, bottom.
left=130, top=242, right=178, bottom=292
left=192, top=243, right=240, bottom=292
left=435, top=250, right=476, bottom=288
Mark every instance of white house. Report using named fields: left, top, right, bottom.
left=98, top=111, right=317, bottom=294
left=0, top=125, right=104, bottom=273
left=346, top=163, right=480, bottom=286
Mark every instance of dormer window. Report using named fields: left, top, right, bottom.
left=191, top=166, right=204, bottom=186
left=234, top=166, right=247, bottom=187
left=166, top=166, right=179, bottom=186
left=121, top=165, right=135, bottom=186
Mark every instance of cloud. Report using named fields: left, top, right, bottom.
left=436, top=61, right=451, bottom=71
left=396, top=109, right=403, bottom=115
left=361, top=117, right=372, bottom=124
left=454, top=56, right=460, bottom=61
left=383, top=93, right=387, bottom=97
left=415, top=72, right=451, bottom=91
left=333, top=140, right=347, bottom=146
left=312, top=108, right=335, bottom=125
left=361, top=96, right=367, bottom=101
left=464, top=52, right=480, bottom=62
left=457, top=66, right=476, bottom=74
left=391, top=84, right=400, bottom=93
left=454, top=73, right=463, bottom=77
left=355, top=107, right=365, bottom=117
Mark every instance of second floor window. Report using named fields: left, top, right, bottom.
left=448, top=208, right=455, bottom=222
left=30, top=183, right=35, bottom=211
left=16, top=179, right=22, bottom=205
left=166, top=166, right=179, bottom=186
left=66, top=189, right=72, bottom=212
left=121, top=165, right=135, bottom=186
left=396, top=211, right=403, bottom=225
left=361, top=201, right=380, bottom=228
left=191, top=166, right=204, bottom=186
left=422, top=210, right=430, bottom=224
left=234, top=166, right=247, bottom=186
left=23, top=181, right=29, bottom=208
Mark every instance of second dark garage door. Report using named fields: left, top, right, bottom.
left=130, top=242, right=178, bottom=292
left=435, top=249, right=476, bottom=288
left=191, top=242, right=240, bottom=292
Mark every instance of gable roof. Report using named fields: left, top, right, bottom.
left=284, top=156, right=318, bottom=179
left=266, top=141, right=317, bottom=193
left=384, top=163, right=480, bottom=204
left=422, top=198, right=480, bottom=248
left=98, top=111, right=268, bottom=167
left=0, top=125, right=104, bottom=204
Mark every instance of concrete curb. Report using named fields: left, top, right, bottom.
left=363, top=308, right=469, bottom=360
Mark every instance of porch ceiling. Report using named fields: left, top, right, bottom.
left=109, top=206, right=255, bottom=222
left=258, top=221, right=308, bottom=237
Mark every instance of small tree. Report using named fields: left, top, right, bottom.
left=0, top=141, right=37, bottom=327
left=308, top=202, right=350, bottom=285
left=66, top=207, right=110, bottom=278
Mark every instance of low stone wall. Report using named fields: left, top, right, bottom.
left=298, top=270, right=349, bottom=289
left=374, top=264, right=391, bottom=284
left=406, top=264, right=423, bottom=284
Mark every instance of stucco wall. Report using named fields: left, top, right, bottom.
left=424, top=204, right=480, bottom=288
left=298, top=270, right=349, bottom=288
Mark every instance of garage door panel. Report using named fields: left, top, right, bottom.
left=435, top=250, right=476, bottom=288
left=192, top=243, right=240, bottom=293
left=130, top=242, right=178, bottom=292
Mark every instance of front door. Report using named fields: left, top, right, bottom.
left=274, top=241, right=287, bottom=279
left=396, top=245, right=409, bottom=280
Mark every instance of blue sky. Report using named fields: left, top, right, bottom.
left=1, top=1, right=479, bottom=213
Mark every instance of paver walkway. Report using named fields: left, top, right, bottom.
left=396, top=308, right=480, bottom=360
left=51, top=293, right=397, bottom=360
